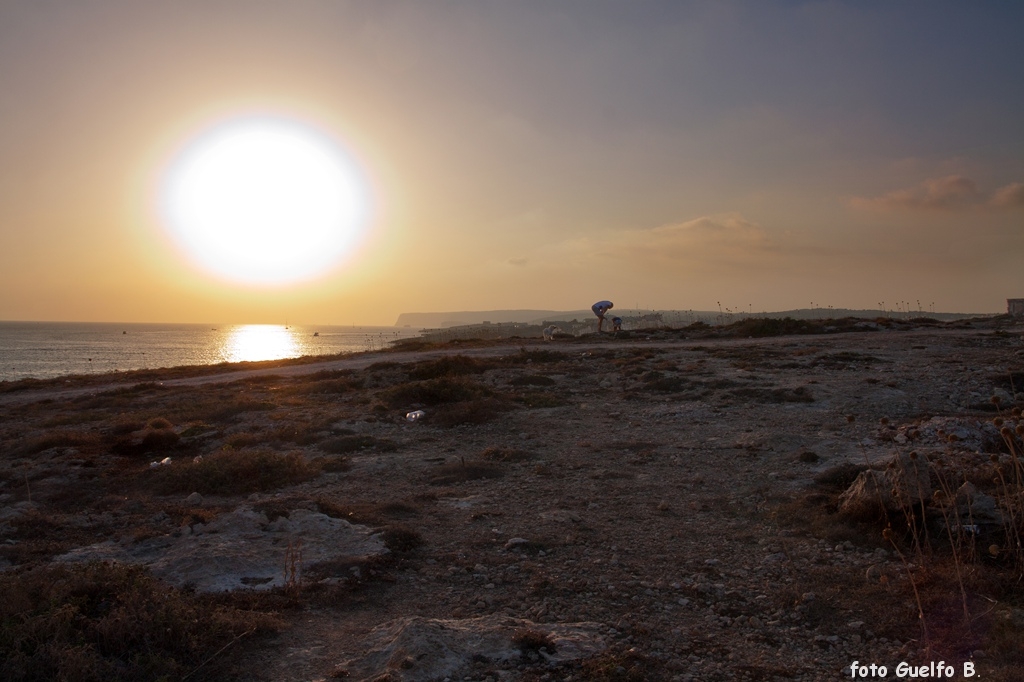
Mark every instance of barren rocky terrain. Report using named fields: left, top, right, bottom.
left=2, top=318, right=1023, bottom=681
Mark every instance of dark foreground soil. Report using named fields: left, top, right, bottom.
left=2, top=318, right=1024, bottom=681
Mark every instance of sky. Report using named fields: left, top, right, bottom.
left=0, top=0, right=1021, bottom=325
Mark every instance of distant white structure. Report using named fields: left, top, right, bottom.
left=1009, top=299, right=1024, bottom=317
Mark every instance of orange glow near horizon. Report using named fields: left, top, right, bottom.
left=159, top=116, right=370, bottom=287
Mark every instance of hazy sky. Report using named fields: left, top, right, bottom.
left=1, top=1, right=1021, bottom=324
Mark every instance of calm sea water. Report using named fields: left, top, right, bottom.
left=0, top=322, right=422, bottom=382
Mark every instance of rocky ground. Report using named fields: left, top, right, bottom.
left=2, top=318, right=1023, bottom=681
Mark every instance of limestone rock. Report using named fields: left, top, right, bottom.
left=839, top=453, right=932, bottom=516
left=887, top=452, right=931, bottom=505
left=838, top=469, right=894, bottom=517
left=56, top=506, right=387, bottom=592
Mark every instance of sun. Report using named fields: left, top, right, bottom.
left=160, top=117, right=368, bottom=285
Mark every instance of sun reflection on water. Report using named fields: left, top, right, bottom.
left=223, top=325, right=301, bottom=363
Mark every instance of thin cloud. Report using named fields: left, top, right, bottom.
left=507, top=257, right=529, bottom=266
left=991, top=182, right=1024, bottom=209
left=551, top=213, right=776, bottom=270
left=850, top=175, right=981, bottom=211
left=851, top=175, right=1024, bottom=212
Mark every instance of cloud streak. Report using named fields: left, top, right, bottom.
left=550, top=213, right=777, bottom=271
left=991, top=182, right=1024, bottom=209
left=851, top=176, right=1024, bottom=211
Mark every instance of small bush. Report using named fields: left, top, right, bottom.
left=409, top=355, right=496, bottom=380
left=512, top=628, right=557, bottom=654
left=432, top=398, right=516, bottom=426
left=516, top=392, right=570, bottom=409
left=152, top=450, right=320, bottom=495
left=311, top=456, right=352, bottom=473
left=481, top=446, right=535, bottom=462
left=730, top=317, right=817, bottom=338
left=18, top=431, right=101, bottom=455
left=0, top=562, right=279, bottom=682
left=428, top=460, right=502, bottom=485
left=172, top=398, right=277, bottom=424
left=147, top=417, right=173, bottom=429
left=381, top=525, right=424, bottom=552
left=318, top=435, right=398, bottom=454
left=223, top=431, right=267, bottom=449
left=140, top=428, right=180, bottom=451
left=509, top=374, right=556, bottom=387
left=382, top=377, right=489, bottom=408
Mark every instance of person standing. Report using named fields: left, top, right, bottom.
left=592, top=300, right=613, bottom=332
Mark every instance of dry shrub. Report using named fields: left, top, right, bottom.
left=730, top=317, right=817, bottom=338
left=139, top=428, right=180, bottom=451
left=813, top=462, right=868, bottom=490
left=313, top=500, right=419, bottom=526
left=408, top=355, right=496, bottom=380
left=427, top=460, right=502, bottom=485
left=223, top=431, right=266, bottom=449
left=289, top=378, right=355, bottom=395
left=511, top=628, right=557, bottom=654
left=110, top=419, right=145, bottom=436
left=17, top=430, right=102, bottom=455
left=172, top=398, right=277, bottom=424
left=380, top=525, right=424, bottom=552
left=578, top=647, right=662, bottom=681
left=381, top=376, right=488, bottom=408
left=151, top=450, right=319, bottom=495
left=0, top=562, right=280, bottom=682
left=41, top=411, right=106, bottom=427
left=516, top=392, right=570, bottom=409
left=509, top=374, right=556, bottom=387
left=318, top=435, right=398, bottom=454
left=431, top=398, right=516, bottom=427
left=481, top=446, right=535, bottom=462
left=729, top=386, right=814, bottom=403
left=312, top=456, right=352, bottom=473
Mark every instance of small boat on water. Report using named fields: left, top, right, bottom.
left=313, top=332, right=320, bottom=337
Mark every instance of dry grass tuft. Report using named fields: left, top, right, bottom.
left=480, top=446, right=536, bottom=462
left=317, top=435, right=399, bottom=454
left=427, top=460, right=503, bottom=485
left=150, top=450, right=320, bottom=495
left=511, top=628, right=557, bottom=655
left=0, top=562, right=280, bottom=682
left=380, top=525, right=425, bottom=552
left=431, top=398, right=517, bottom=427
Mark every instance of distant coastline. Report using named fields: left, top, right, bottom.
left=395, top=307, right=992, bottom=329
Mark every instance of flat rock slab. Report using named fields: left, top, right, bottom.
left=341, top=615, right=608, bottom=681
left=56, top=506, right=387, bottom=592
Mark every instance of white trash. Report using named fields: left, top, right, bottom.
left=405, top=410, right=426, bottom=422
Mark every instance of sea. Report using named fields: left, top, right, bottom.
left=0, top=321, right=423, bottom=382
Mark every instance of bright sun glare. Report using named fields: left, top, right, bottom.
left=161, top=117, right=367, bottom=285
